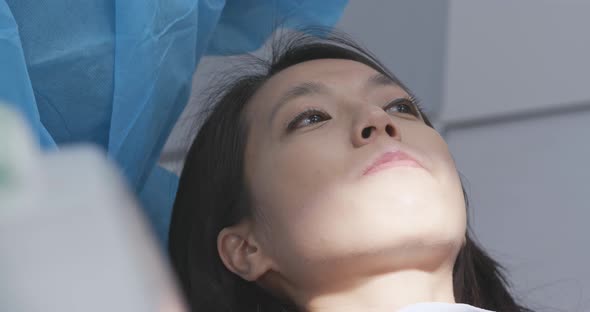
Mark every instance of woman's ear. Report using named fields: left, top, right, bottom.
left=217, top=220, right=273, bottom=281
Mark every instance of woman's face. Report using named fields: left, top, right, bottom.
left=241, top=59, right=466, bottom=293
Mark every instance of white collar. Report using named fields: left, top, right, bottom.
left=397, top=302, right=495, bottom=312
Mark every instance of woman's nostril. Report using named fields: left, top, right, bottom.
left=361, top=127, right=373, bottom=139
left=385, top=124, right=394, bottom=137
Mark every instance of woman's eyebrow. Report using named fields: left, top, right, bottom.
left=366, top=73, right=399, bottom=90
left=268, top=81, right=328, bottom=126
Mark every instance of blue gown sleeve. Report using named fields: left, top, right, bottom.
left=0, top=0, right=348, bottom=245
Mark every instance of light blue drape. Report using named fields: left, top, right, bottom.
left=0, top=0, right=348, bottom=244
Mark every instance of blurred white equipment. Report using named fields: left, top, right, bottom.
left=0, top=104, right=187, bottom=312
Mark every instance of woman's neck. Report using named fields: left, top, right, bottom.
left=301, top=268, right=456, bottom=312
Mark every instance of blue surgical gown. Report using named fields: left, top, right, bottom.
left=0, top=0, right=348, bottom=244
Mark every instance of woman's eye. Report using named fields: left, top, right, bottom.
left=287, top=109, right=331, bottom=131
left=383, top=98, right=421, bottom=118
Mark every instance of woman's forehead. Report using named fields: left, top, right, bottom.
left=264, top=58, right=382, bottom=92
left=247, top=59, right=407, bottom=116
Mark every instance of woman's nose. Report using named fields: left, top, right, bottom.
left=351, top=107, right=400, bottom=147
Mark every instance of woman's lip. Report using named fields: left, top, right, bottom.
left=362, top=150, right=423, bottom=176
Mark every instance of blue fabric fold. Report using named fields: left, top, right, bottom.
left=0, top=1, right=55, bottom=148
left=0, top=0, right=348, bottom=244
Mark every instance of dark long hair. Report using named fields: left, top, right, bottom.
left=168, top=28, right=533, bottom=312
